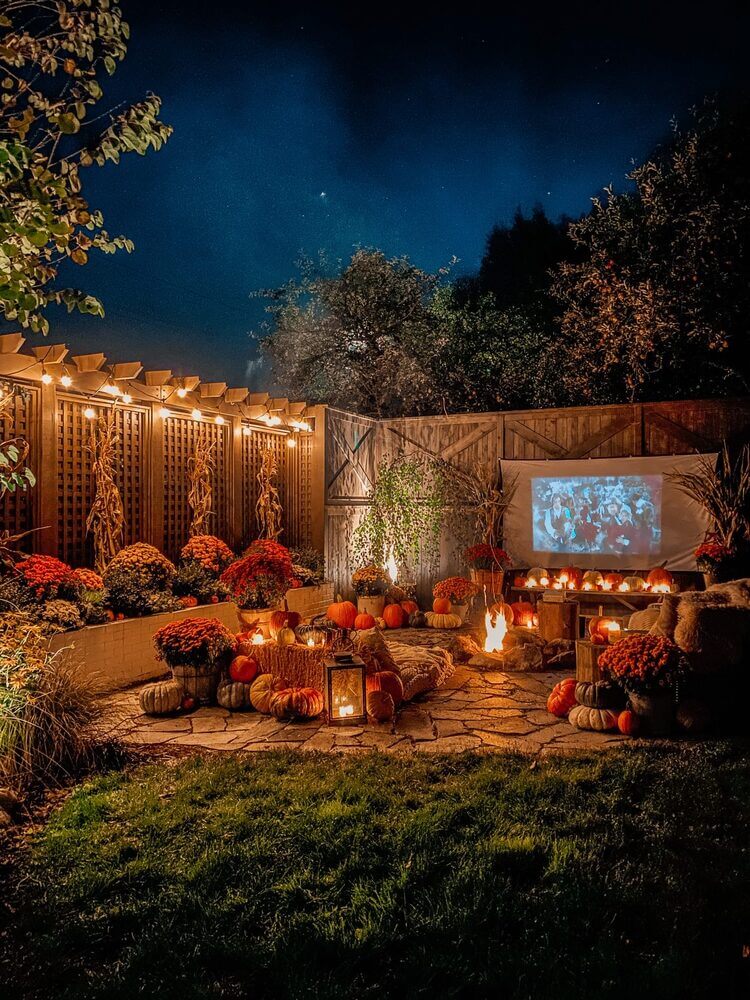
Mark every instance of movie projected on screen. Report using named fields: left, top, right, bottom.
left=531, top=474, right=663, bottom=556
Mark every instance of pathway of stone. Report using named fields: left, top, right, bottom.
left=101, top=665, right=627, bottom=755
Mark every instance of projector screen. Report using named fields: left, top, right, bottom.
left=501, top=454, right=714, bottom=571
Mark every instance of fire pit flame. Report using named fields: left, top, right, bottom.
left=483, top=607, right=507, bottom=653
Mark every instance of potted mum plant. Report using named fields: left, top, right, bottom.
left=464, top=544, right=509, bottom=601
left=599, top=633, right=686, bottom=736
left=220, top=539, right=299, bottom=634
left=153, top=616, right=236, bottom=705
left=694, top=536, right=735, bottom=587
left=351, top=564, right=390, bottom=617
left=432, top=576, right=480, bottom=621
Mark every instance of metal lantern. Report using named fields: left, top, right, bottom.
left=324, top=652, right=367, bottom=726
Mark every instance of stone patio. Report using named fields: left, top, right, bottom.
left=99, top=664, right=627, bottom=755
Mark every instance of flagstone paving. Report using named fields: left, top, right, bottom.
left=99, top=665, right=627, bottom=755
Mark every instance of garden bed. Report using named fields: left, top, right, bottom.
left=47, top=601, right=239, bottom=692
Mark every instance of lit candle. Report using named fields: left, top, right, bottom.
left=526, top=578, right=536, bottom=589
left=606, top=621, right=621, bottom=643
left=552, top=581, right=563, bottom=590
left=251, top=631, right=264, bottom=645
left=582, top=582, right=592, bottom=591
left=307, top=637, right=316, bottom=647
left=602, top=581, right=612, bottom=591
left=525, top=620, right=534, bottom=629
left=619, top=582, right=630, bottom=592
left=539, top=576, right=550, bottom=587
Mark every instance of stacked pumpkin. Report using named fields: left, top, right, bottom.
left=546, top=676, right=636, bottom=735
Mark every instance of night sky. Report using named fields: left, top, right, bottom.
left=40, top=2, right=750, bottom=386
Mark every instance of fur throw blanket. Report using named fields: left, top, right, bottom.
left=387, top=641, right=455, bottom=701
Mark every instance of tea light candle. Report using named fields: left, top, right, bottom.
left=606, top=621, right=621, bottom=643
left=251, top=631, right=265, bottom=645
left=539, top=576, right=550, bottom=587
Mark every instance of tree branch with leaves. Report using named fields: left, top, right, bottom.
left=0, top=0, right=171, bottom=334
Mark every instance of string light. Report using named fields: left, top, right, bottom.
left=287, top=436, right=297, bottom=448
left=83, top=407, right=96, bottom=420
left=102, top=382, right=121, bottom=397
left=191, top=408, right=202, bottom=420
left=159, top=406, right=170, bottom=419
left=215, top=415, right=225, bottom=425
left=122, top=393, right=132, bottom=404
left=60, top=373, right=73, bottom=388
left=242, top=425, right=253, bottom=437
left=41, top=371, right=53, bottom=385
left=176, top=386, right=188, bottom=398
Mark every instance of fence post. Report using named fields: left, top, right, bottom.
left=149, top=402, right=165, bottom=551
left=309, top=404, right=327, bottom=555
left=36, top=380, right=59, bottom=556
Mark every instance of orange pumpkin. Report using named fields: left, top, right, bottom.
left=602, top=572, right=623, bottom=590
left=546, top=677, right=577, bottom=717
left=433, top=597, right=451, bottom=614
left=513, top=575, right=528, bottom=588
left=270, top=686, right=324, bottom=720
left=354, top=612, right=377, bottom=631
left=646, top=567, right=673, bottom=589
left=617, top=709, right=640, bottom=736
left=229, top=654, right=259, bottom=684
left=510, top=600, right=535, bottom=626
left=367, top=689, right=395, bottom=722
left=270, top=609, right=301, bottom=638
left=326, top=600, right=357, bottom=629
left=366, top=669, right=404, bottom=706
left=588, top=617, right=615, bottom=645
left=559, top=566, right=583, bottom=589
left=249, top=673, right=288, bottom=713
left=400, top=600, right=419, bottom=616
left=382, top=604, right=406, bottom=629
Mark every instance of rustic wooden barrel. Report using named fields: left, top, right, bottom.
left=538, top=600, right=579, bottom=642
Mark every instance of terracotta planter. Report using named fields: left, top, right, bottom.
left=357, top=595, right=385, bottom=617
left=236, top=606, right=279, bottom=637
left=629, top=690, right=675, bottom=737
left=470, top=567, right=505, bottom=600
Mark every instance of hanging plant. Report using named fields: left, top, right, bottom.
left=85, top=407, right=125, bottom=574
left=352, top=453, right=448, bottom=576
left=187, top=431, right=214, bottom=537
left=256, top=447, right=283, bottom=540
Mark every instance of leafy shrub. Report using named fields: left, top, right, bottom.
left=221, top=539, right=298, bottom=609
left=81, top=590, right=110, bottom=625
left=71, top=567, right=104, bottom=591
left=103, top=543, right=176, bottom=616
left=40, top=599, right=84, bottom=632
left=15, top=554, right=80, bottom=602
left=153, top=617, right=235, bottom=668
left=0, top=574, right=38, bottom=613
left=290, top=547, right=325, bottom=586
left=173, top=561, right=229, bottom=604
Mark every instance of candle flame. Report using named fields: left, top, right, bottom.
left=484, top=607, right=507, bottom=653
left=251, top=631, right=264, bottom=645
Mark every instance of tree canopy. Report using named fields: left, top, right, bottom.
left=0, top=0, right=171, bottom=335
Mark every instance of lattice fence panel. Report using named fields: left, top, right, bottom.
left=285, top=433, right=313, bottom=549
left=0, top=385, right=37, bottom=548
left=241, top=430, right=288, bottom=548
left=57, top=398, right=146, bottom=566
left=163, top=416, right=229, bottom=560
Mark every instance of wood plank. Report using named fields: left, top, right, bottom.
left=504, top=419, right=567, bottom=458
left=563, top=413, right=636, bottom=459
left=645, top=411, right=715, bottom=453
left=441, top=424, right=494, bottom=461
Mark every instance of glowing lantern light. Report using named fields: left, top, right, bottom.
left=606, top=621, right=622, bottom=643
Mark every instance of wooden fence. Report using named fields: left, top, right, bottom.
left=324, top=398, right=750, bottom=600
left=1, top=338, right=324, bottom=564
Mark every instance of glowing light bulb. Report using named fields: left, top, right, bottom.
left=242, top=425, right=252, bottom=437
left=159, top=407, right=170, bottom=419
left=83, top=407, right=96, bottom=420
left=287, top=436, right=297, bottom=447
left=176, top=386, right=187, bottom=398
left=122, top=393, right=132, bottom=404
left=102, top=383, right=120, bottom=396
left=60, top=374, right=73, bottom=388
left=191, top=408, right=202, bottom=420
left=215, top=414, right=225, bottom=425
left=41, top=371, right=53, bottom=385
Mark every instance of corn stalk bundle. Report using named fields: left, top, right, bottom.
left=85, top=407, right=124, bottom=574
left=187, top=432, right=215, bottom=536
left=256, top=447, right=283, bottom=540
left=668, top=444, right=750, bottom=552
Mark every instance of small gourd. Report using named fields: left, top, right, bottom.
left=382, top=604, right=405, bottom=629
left=432, top=597, right=452, bottom=614
left=400, top=600, right=419, bottom=616
left=277, top=625, right=297, bottom=646
left=621, top=575, right=646, bottom=592
left=217, top=679, right=254, bottom=711
left=568, top=704, right=619, bottom=732
left=366, top=669, right=404, bottom=706
left=139, top=678, right=183, bottom=715
left=425, top=611, right=462, bottom=629
left=270, top=687, right=324, bottom=720
left=582, top=570, right=603, bottom=589
left=367, top=689, right=395, bottom=722
left=354, top=613, right=377, bottom=631
left=617, top=709, right=640, bottom=736
left=409, top=610, right=428, bottom=629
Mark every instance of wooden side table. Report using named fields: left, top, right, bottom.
left=575, top=639, right=607, bottom=682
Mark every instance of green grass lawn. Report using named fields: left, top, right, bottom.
left=4, top=745, right=750, bottom=1000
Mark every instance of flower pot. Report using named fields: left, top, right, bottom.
left=470, top=567, right=504, bottom=601
left=236, top=606, right=279, bottom=637
left=629, top=690, right=675, bottom=737
left=170, top=662, right=220, bottom=706
left=451, top=603, right=469, bottom=622
left=357, top=595, right=385, bottom=618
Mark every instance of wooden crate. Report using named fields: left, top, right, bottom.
left=575, top=639, right=607, bottom=682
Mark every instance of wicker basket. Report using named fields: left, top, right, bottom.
left=170, top=662, right=221, bottom=705
left=470, top=567, right=504, bottom=601
left=235, top=606, right=279, bottom=637
left=357, top=595, right=385, bottom=617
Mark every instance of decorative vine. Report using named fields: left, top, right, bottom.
left=256, top=447, right=283, bottom=540
left=352, top=453, right=448, bottom=577
left=85, top=407, right=125, bottom=573
left=0, top=380, right=34, bottom=499
left=187, top=432, right=215, bottom=537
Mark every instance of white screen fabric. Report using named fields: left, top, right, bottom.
left=501, top=453, right=715, bottom=571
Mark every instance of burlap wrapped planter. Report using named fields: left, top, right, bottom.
left=169, top=662, right=221, bottom=705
